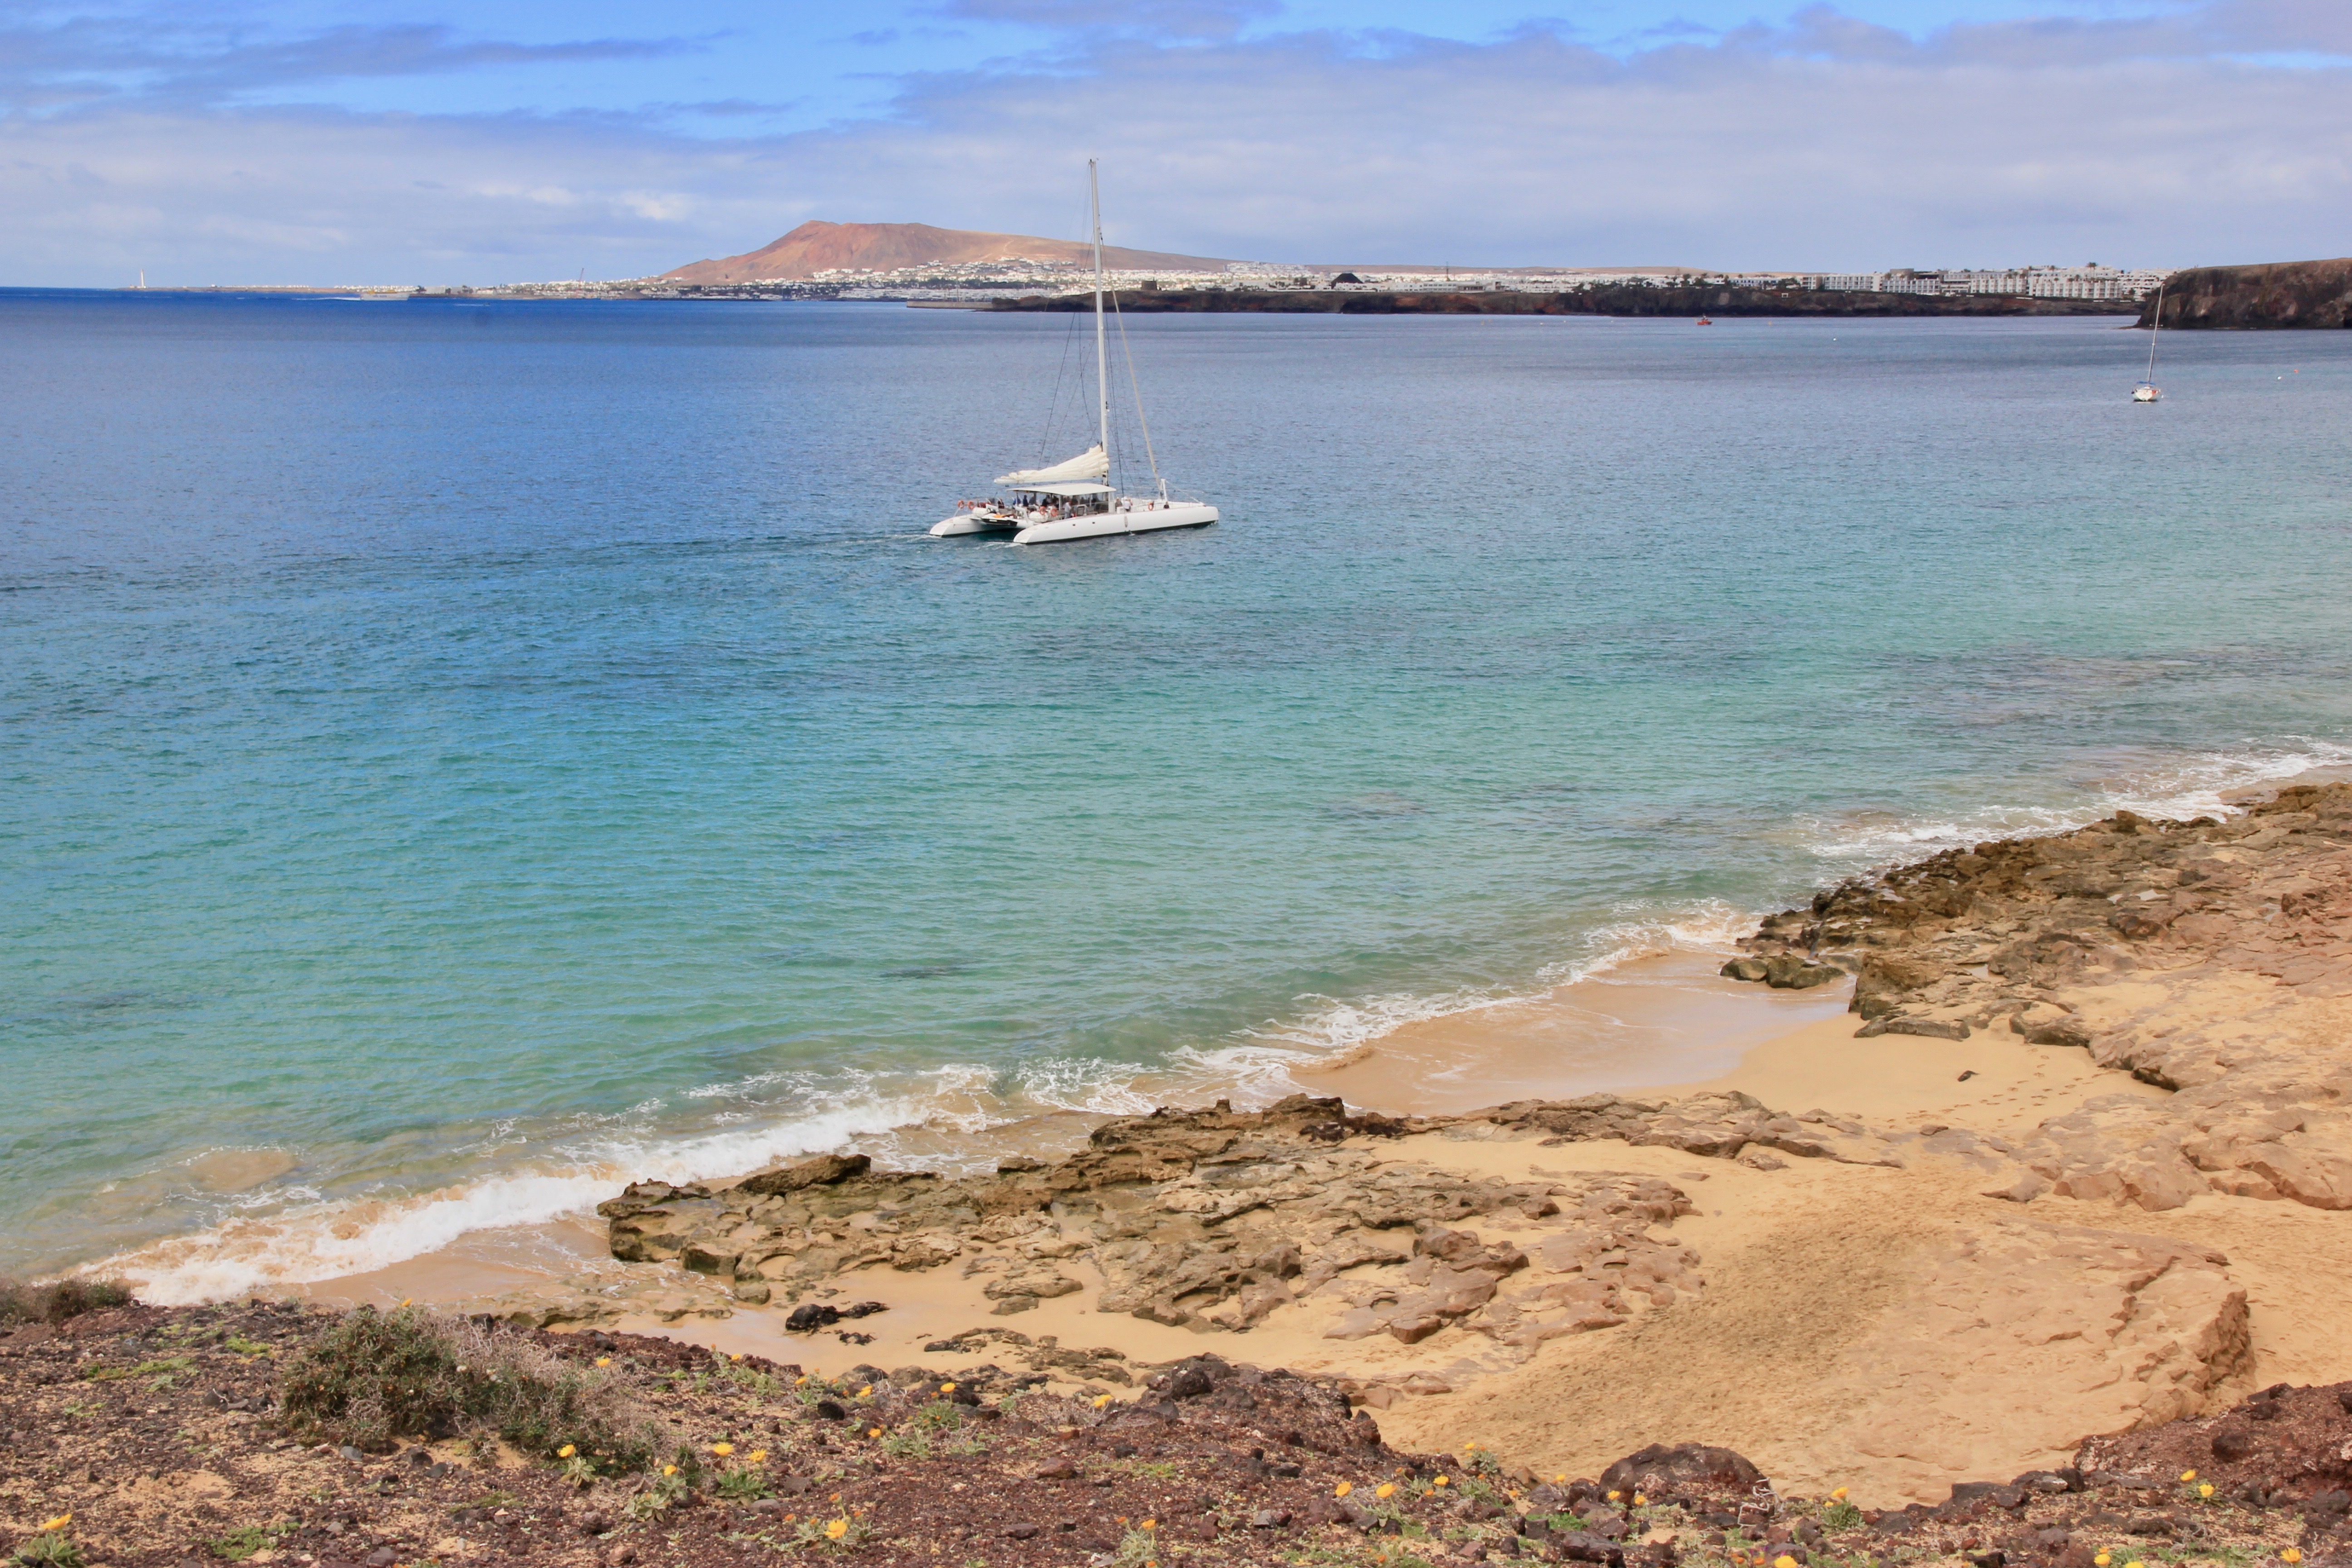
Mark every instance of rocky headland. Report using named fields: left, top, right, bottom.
left=2139, top=259, right=2352, bottom=329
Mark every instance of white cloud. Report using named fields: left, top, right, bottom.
left=3, top=4, right=2347, bottom=285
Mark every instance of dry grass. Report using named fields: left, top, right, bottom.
left=0, top=1276, right=133, bottom=1327
left=277, top=1305, right=662, bottom=1470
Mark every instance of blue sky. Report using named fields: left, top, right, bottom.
left=4, top=0, right=2348, bottom=284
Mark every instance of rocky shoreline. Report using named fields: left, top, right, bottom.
left=1723, top=780, right=2352, bottom=1211
left=20, top=781, right=2352, bottom=1562
left=424, top=781, right=2352, bottom=1507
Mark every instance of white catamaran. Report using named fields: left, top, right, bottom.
left=928, top=162, right=1219, bottom=546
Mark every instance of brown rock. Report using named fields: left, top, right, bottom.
left=736, top=1152, right=872, bottom=1196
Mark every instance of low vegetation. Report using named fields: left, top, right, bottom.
left=0, top=1277, right=132, bottom=1327
left=276, top=1304, right=661, bottom=1470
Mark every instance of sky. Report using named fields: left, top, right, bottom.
left=3, top=0, right=2347, bottom=284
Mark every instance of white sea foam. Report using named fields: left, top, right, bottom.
left=1803, top=739, right=2352, bottom=865
left=102, top=1079, right=1004, bottom=1304
left=93, top=740, right=2352, bottom=1305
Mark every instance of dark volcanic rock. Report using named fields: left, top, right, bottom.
left=1602, top=1442, right=1765, bottom=1494
left=2144, top=256, right=2352, bottom=329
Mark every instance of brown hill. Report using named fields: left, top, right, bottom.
left=2141, top=255, right=2352, bottom=328
left=660, top=220, right=1233, bottom=284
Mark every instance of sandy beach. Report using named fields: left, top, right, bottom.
left=47, top=777, right=2331, bottom=1524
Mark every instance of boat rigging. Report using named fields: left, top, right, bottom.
left=929, top=162, right=1220, bottom=545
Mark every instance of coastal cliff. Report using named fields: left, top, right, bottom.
left=990, top=286, right=2132, bottom=318
left=2139, top=258, right=2352, bottom=328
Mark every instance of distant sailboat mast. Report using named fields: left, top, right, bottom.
left=2134, top=277, right=2166, bottom=402
left=1090, top=160, right=1110, bottom=474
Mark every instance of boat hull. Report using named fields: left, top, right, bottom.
left=929, top=513, right=1019, bottom=536
left=1011, top=503, right=1218, bottom=546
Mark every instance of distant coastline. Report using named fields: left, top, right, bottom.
left=985, top=285, right=2139, bottom=318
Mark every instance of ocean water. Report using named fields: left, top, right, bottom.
left=5, top=289, right=2350, bottom=1297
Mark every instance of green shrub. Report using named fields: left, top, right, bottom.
left=277, top=1305, right=659, bottom=1470
left=0, top=1278, right=133, bottom=1327
left=206, top=1526, right=278, bottom=1563
left=11, top=1533, right=86, bottom=1568
left=714, top=1466, right=773, bottom=1502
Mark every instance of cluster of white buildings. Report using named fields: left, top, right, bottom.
left=497, top=258, right=2173, bottom=303
left=1807, top=265, right=2170, bottom=300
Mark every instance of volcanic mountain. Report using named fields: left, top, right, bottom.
left=659, top=220, right=1233, bottom=284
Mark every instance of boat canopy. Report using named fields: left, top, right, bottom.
left=1008, top=481, right=1112, bottom=496
left=997, top=445, right=1109, bottom=486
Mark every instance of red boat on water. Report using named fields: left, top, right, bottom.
left=1696, top=316, right=1714, bottom=325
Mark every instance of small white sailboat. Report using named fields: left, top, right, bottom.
left=2133, top=278, right=2166, bottom=402
left=928, top=162, right=1218, bottom=545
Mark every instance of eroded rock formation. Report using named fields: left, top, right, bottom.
left=1725, top=781, right=2352, bottom=1212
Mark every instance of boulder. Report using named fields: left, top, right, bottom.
left=737, top=1152, right=872, bottom=1196
left=1600, top=1443, right=1764, bottom=1494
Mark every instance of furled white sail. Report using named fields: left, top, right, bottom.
left=997, top=445, right=1109, bottom=486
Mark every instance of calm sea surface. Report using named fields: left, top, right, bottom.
left=5, top=290, right=2349, bottom=1294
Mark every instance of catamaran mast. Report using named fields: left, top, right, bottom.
left=1089, top=159, right=1109, bottom=474
left=2145, top=278, right=2165, bottom=382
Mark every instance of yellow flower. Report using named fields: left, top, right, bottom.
left=941, top=1382, right=957, bottom=1393
left=1635, top=1493, right=1649, bottom=1507
left=1607, top=1490, right=1622, bottom=1502
left=2180, top=1470, right=2197, bottom=1483
left=825, top=1519, right=848, bottom=1542
left=2199, top=1484, right=2215, bottom=1499
left=2096, top=1554, right=2112, bottom=1566
left=557, top=1444, right=577, bottom=1459
left=797, top=1374, right=810, bottom=1386
left=730, top=1352, right=742, bottom=1361
left=38, top=1516, right=70, bottom=1534
left=857, top=1385, right=872, bottom=1398
left=2283, top=1551, right=2304, bottom=1564
left=1093, top=1394, right=1114, bottom=1408
left=2127, top=1559, right=2148, bottom=1568
left=868, top=1426, right=882, bottom=1439
left=594, top=1356, right=612, bottom=1368
left=1832, top=1488, right=1848, bottom=1502
left=663, top=1464, right=677, bottom=1476
left=1777, top=1556, right=1800, bottom=1568
left=1434, top=1475, right=1450, bottom=1488
left=1335, top=1482, right=1353, bottom=1498
left=1555, top=1474, right=1567, bottom=1484
left=750, top=1449, right=769, bottom=1464
left=1142, top=1519, right=1156, bottom=1530
left=1376, top=1484, right=1396, bottom=1499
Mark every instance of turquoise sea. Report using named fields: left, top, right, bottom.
left=5, top=289, right=2349, bottom=1298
